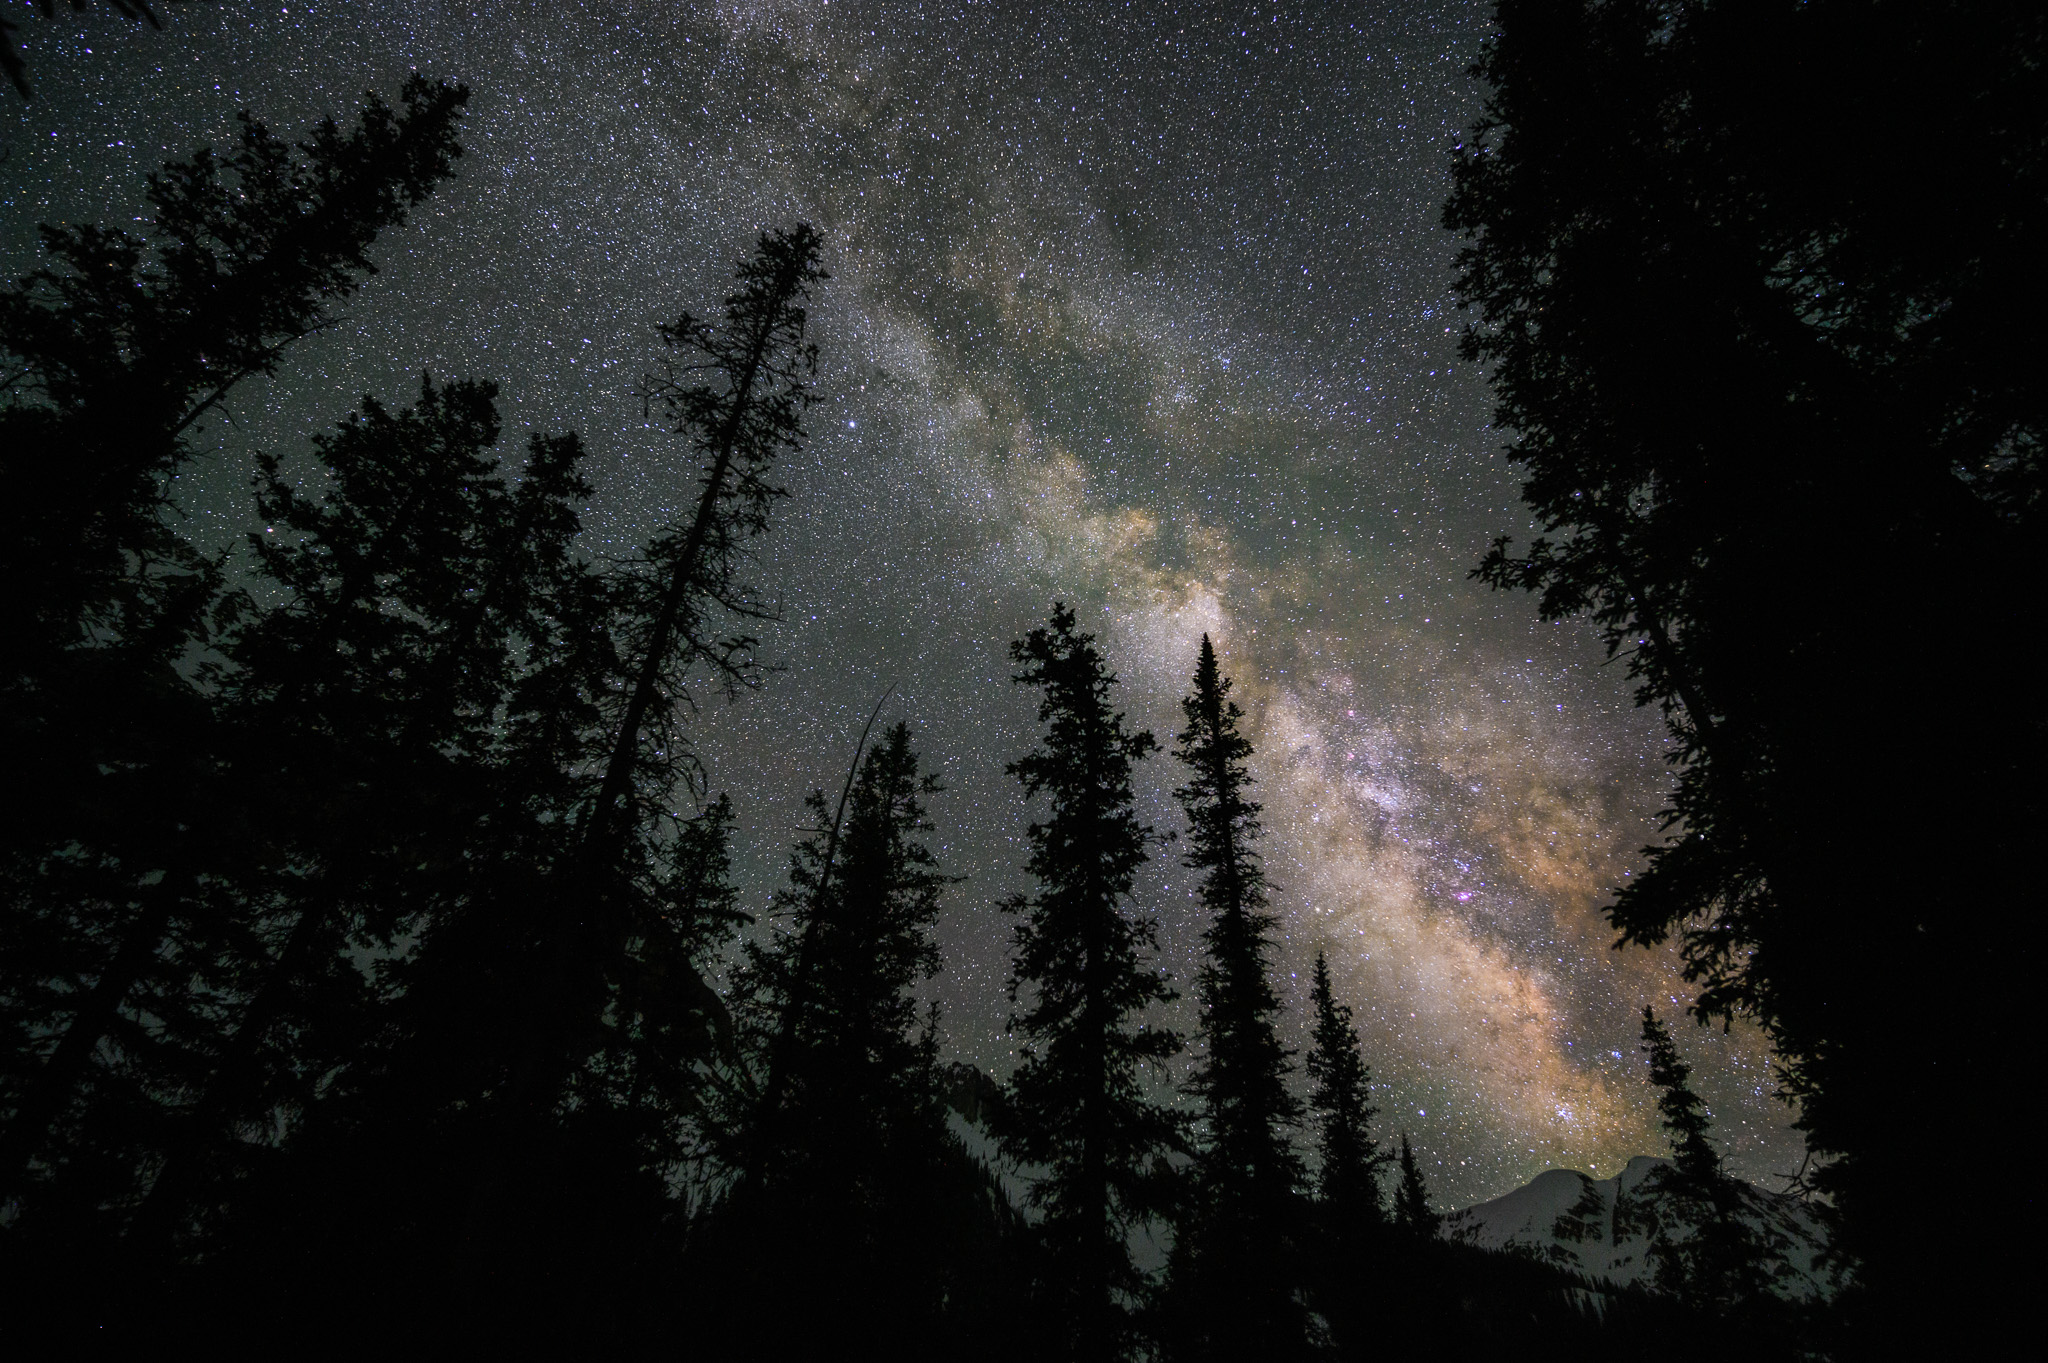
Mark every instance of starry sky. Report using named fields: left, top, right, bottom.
left=3, top=0, right=1806, bottom=1207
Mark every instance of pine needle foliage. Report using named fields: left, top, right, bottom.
left=0, top=77, right=470, bottom=1227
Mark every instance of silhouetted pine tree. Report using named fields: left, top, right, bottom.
left=0, top=81, right=831, bottom=1348
left=1302, top=951, right=1388, bottom=1353
left=1639, top=1007, right=1785, bottom=1316
left=1641, top=1008, right=1718, bottom=1188
left=123, top=380, right=613, bottom=1258
left=1392, top=1134, right=1440, bottom=1238
left=0, top=77, right=469, bottom=1232
left=1161, top=636, right=1311, bottom=1361
left=707, top=720, right=1002, bottom=1352
left=590, top=224, right=826, bottom=848
left=173, top=234, right=818, bottom=1340
left=0, top=75, right=467, bottom=683
left=428, top=224, right=826, bottom=1288
left=1305, top=952, right=1385, bottom=1236
left=996, top=604, right=1182, bottom=1363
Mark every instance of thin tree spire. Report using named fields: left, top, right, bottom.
left=1393, top=1133, right=1440, bottom=1238
left=1305, top=950, right=1384, bottom=1225
left=587, top=224, right=827, bottom=853
left=1166, top=635, right=1310, bottom=1360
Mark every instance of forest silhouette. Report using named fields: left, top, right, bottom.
left=4, top=3, right=2038, bottom=1356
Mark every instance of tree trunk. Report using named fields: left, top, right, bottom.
left=455, top=251, right=809, bottom=1282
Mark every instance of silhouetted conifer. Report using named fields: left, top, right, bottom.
left=1161, top=636, right=1311, bottom=1361
left=1305, top=951, right=1385, bottom=1233
left=1392, top=1134, right=1440, bottom=1239
left=0, top=78, right=469, bottom=1233
left=434, top=224, right=826, bottom=1286
left=708, top=720, right=993, bottom=1351
left=1639, top=1007, right=1786, bottom=1317
left=0, top=80, right=836, bottom=1349
left=1641, top=1008, right=1719, bottom=1188
left=124, top=379, right=614, bottom=1256
left=0, top=75, right=466, bottom=673
left=1302, top=951, right=1396, bottom=1355
left=996, top=604, right=1182, bottom=1363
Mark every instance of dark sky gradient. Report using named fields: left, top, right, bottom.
left=2, top=0, right=1805, bottom=1207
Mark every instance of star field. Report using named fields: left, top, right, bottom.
left=2, top=0, right=1805, bottom=1207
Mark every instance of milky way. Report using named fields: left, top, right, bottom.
left=2, top=0, right=1805, bottom=1205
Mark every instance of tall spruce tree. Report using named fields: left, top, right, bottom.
left=1392, top=1134, right=1440, bottom=1239
left=0, top=81, right=829, bottom=1347
left=122, top=380, right=626, bottom=1260
left=438, top=224, right=827, bottom=1272
left=1640, top=1008, right=1719, bottom=1189
left=207, top=371, right=747, bottom=1340
left=1303, top=952, right=1391, bottom=1356
left=1162, top=636, right=1310, bottom=1361
left=590, top=223, right=827, bottom=854
left=997, top=604, right=1182, bottom=1363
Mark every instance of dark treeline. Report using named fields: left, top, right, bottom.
left=1447, top=1, right=2042, bottom=1354
left=0, top=77, right=837, bottom=1344
left=0, top=80, right=1806, bottom=1357
left=7, top=0, right=2017, bottom=1349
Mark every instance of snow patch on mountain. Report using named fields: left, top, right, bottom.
left=1442, top=1156, right=1838, bottom=1301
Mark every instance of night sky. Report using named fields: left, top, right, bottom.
left=3, top=0, right=1805, bottom=1207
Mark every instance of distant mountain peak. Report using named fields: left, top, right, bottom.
left=1442, top=1157, right=1840, bottom=1302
